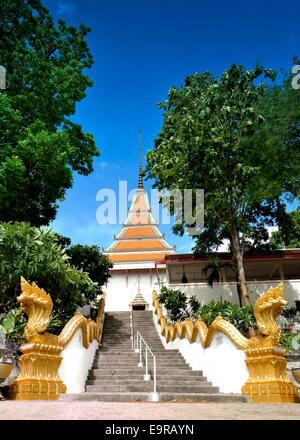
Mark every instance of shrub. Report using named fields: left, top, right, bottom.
left=280, top=330, right=300, bottom=353
left=158, top=286, right=189, bottom=322
left=195, top=301, right=256, bottom=336
left=158, top=285, right=256, bottom=335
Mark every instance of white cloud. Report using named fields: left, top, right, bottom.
left=57, top=1, right=77, bottom=16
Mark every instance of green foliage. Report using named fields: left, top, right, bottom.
left=270, top=207, right=300, bottom=249
left=66, top=244, right=113, bottom=299
left=0, top=0, right=99, bottom=226
left=0, top=222, right=99, bottom=322
left=187, top=295, right=201, bottom=318
left=0, top=308, right=26, bottom=344
left=47, top=313, right=65, bottom=335
left=280, top=331, right=300, bottom=353
left=158, top=286, right=188, bottom=322
left=0, top=309, right=65, bottom=344
left=195, top=301, right=256, bottom=335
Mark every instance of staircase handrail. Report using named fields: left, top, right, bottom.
left=130, top=306, right=134, bottom=350
left=133, top=329, right=160, bottom=401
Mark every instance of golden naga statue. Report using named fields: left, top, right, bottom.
left=9, top=277, right=66, bottom=400
left=241, top=283, right=298, bottom=403
left=10, top=277, right=106, bottom=400
left=153, top=282, right=299, bottom=403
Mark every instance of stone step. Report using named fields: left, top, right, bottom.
left=88, top=372, right=206, bottom=380
left=94, top=357, right=185, bottom=364
left=95, top=352, right=184, bottom=358
left=95, top=354, right=184, bottom=361
left=92, top=363, right=189, bottom=369
left=85, top=384, right=219, bottom=393
left=94, top=354, right=186, bottom=361
left=61, top=392, right=247, bottom=403
left=96, top=349, right=179, bottom=355
left=86, top=378, right=211, bottom=386
left=93, top=358, right=188, bottom=365
left=102, top=340, right=164, bottom=344
left=98, top=349, right=168, bottom=354
left=89, top=370, right=204, bottom=378
left=90, top=368, right=203, bottom=375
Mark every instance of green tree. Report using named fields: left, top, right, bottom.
left=270, top=207, right=300, bottom=249
left=53, top=235, right=113, bottom=295
left=66, top=244, right=113, bottom=296
left=146, top=63, right=300, bottom=307
left=0, top=222, right=99, bottom=322
left=0, top=0, right=99, bottom=226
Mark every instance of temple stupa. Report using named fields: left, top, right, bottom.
left=104, top=133, right=175, bottom=311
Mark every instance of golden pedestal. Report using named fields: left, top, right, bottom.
left=242, top=346, right=299, bottom=403
left=9, top=333, right=66, bottom=400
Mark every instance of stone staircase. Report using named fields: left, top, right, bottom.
left=62, top=310, right=247, bottom=402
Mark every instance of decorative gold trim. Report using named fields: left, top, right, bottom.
left=59, top=312, right=93, bottom=349
left=9, top=279, right=106, bottom=400
left=205, top=316, right=248, bottom=350
left=152, top=290, right=247, bottom=349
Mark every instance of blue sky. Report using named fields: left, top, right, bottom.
left=43, top=0, right=300, bottom=252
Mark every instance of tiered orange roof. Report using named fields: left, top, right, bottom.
left=113, top=240, right=166, bottom=251
left=105, top=176, right=175, bottom=263
left=121, top=227, right=158, bottom=238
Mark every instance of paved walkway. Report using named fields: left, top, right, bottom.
left=0, top=400, right=300, bottom=420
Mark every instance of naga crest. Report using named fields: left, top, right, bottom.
left=18, top=277, right=53, bottom=340
left=250, top=282, right=287, bottom=347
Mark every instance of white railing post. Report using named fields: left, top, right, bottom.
left=131, top=329, right=160, bottom=402
left=143, top=348, right=151, bottom=381
left=138, top=335, right=143, bottom=367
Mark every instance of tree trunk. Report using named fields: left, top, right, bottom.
left=230, top=225, right=251, bottom=307
left=235, top=272, right=243, bottom=307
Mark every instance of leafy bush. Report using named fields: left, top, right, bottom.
left=158, top=286, right=189, bottom=322
left=66, top=243, right=112, bottom=294
left=280, top=330, right=300, bottom=352
left=187, top=295, right=201, bottom=319
left=0, top=308, right=26, bottom=344
left=195, top=301, right=256, bottom=336
left=158, top=285, right=256, bottom=335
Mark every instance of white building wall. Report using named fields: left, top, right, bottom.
left=168, top=279, right=300, bottom=306
left=105, top=269, right=167, bottom=311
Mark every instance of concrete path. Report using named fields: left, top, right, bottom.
left=0, top=400, right=299, bottom=420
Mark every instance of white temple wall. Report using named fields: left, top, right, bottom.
left=167, top=279, right=300, bottom=307
left=105, top=269, right=167, bottom=311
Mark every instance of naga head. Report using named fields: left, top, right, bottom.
left=18, top=277, right=53, bottom=340
left=253, top=282, right=287, bottom=343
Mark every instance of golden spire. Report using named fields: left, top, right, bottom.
left=138, top=129, right=144, bottom=189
